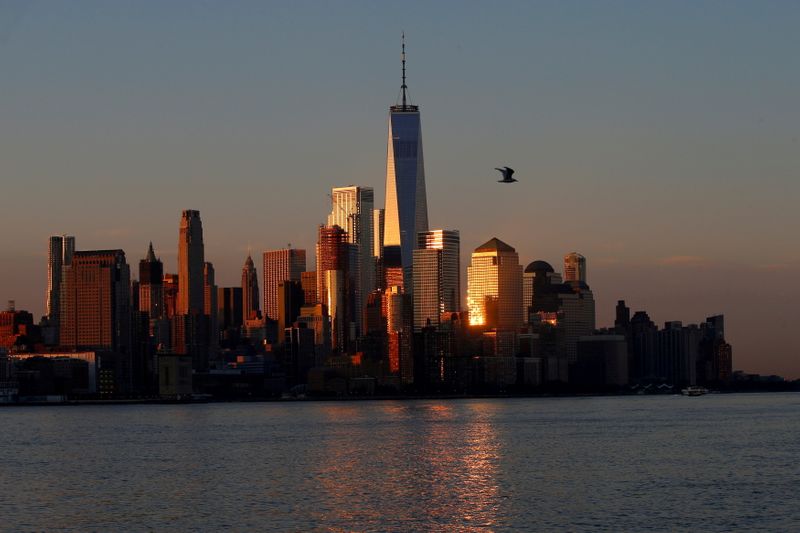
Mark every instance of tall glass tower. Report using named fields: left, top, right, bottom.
left=383, top=35, right=428, bottom=289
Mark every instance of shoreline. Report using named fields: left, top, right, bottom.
left=1, top=388, right=796, bottom=407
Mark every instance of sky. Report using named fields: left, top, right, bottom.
left=1, top=1, right=798, bottom=378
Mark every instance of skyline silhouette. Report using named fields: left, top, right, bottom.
left=1, top=2, right=798, bottom=378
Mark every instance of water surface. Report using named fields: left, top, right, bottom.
left=1, top=394, right=798, bottom=531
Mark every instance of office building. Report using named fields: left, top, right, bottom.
left=412, top=229, right=460, bottom=331
left=241, top=254, right=260, bottom=320
left=262, top=248, right=306, bottom=321
left=563, top=252, right=587, bottom=283
left=327, top=185, right=375, bottom=328
left=138, top=242, right=164, bottom=320
left=45, top=235, right=75, bottom=342
left=60, top=249, right=131, bottom=353
left=382, top=36, right=428, bottom=288
left=467, top=238, right=523, bottom=329
left=177, top=210, right=205, bottom=316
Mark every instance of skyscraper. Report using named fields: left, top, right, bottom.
left=177, top=210, right=205, bottom=316
left=262, top=249, right=306, bottom=321
left=46, top=235, right=75, bottom=338
left=563, top=252, right=587, bottom=283
left=316, top=225, right=354, bottom=351
left=315, top=225, right=348, bottom=309
left=241, top=254, right=260, bottom=320
left=522, top=260, right=562, bottom=324
left=327, top=185, right=375, bottom=328
left=467, top=238, right=523, bottom=329
left=204, top=262, right=218, bottom=351
left=383, top=35, right=428, bottom=288
left=413, top=230, right=460, bottom=331
left=139, top=242, right=164, bottom=319
left=60, top=249, right=131, bottom=353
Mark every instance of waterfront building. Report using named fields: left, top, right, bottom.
left=0, top=302, right=36, bottom=351
left=60, top=249, right=131, bottom=354
left=575, top=335, right=629, bottom=387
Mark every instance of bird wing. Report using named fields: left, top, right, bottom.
left=505, top=167, right=515, bottom=177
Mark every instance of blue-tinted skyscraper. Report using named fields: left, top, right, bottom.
left=383, top=35, right=428, bottom=289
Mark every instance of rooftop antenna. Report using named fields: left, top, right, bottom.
left=401, top=31, right=408, bottom=110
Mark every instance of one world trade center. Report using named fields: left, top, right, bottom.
left=382, top=35, right=428, bottom=290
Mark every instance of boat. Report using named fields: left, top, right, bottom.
left=681, top=386, right=709, bottom=396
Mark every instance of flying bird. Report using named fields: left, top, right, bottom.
left=495, top=166, right=517, bottom=183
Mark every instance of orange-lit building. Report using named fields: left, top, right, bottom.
left=262, top=248, right=306, bottom=321
left=466, top=238, right=523, bottom=330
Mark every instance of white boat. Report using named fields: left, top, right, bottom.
left=681, top=386, right=709, bottom=396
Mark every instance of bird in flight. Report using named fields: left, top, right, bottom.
left=495, top=167, right=517, bottom=183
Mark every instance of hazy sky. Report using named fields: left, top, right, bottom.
left=1, top=1, right=798, bottom=377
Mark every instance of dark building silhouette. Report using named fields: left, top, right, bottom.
left=241, top=254, right=261, bottom=321
left=59, top=249, right=132, bottom=393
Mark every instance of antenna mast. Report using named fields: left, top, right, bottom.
left=401, top=32, right=407, bottom=110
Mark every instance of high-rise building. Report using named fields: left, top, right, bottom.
left=177, top=210, right=205, bottom=316
left=241, top=254, right=260, bottom=320
left=217, top=287, right=243, bottom=332
left=563, top=252, right=587, bottom=283
left=327, top=185, right=375, bottom=328
left=316, top=225, right=355, bottom=351
left=522, top=260, right=562, bottom=323
left=163, top=274, right=179, bottom=319
left=373, top=208, right=385, bottom=290
left=60, top=250, right=131, bottom=356
left=413, top=230, right=460, bottom=331
left=262, top=248, right=306, bottom=321
left=204, top=262, right=218, bottom=351
left=383, top=36, right=428, bottom=288
left=46, top=235, right=75, bottom=339
left=315, top=225, right=348, bottom=313
left=301, top=271, right=317, bottom=305
left=139, top=242, right=164, bottom=320
left=277, top=280, right=304, bottom=337
left=523, top=257, right=595, bottom=364
left=467, top=238, right=523, bottom=329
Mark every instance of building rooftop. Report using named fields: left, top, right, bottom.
left=525, top=260, right=554, bottom=273
left=475, top=237, right=515, bottom=253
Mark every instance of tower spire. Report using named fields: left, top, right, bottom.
left=401, top=32, right=407, bottom=110
left=146, top=241, right=156, bottom=262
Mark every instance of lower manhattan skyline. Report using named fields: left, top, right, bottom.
left=1, top=1, right=799, bottom=381
left=3, top=4, right=800, bottom=532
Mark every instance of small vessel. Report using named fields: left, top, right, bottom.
left=681, top=386, right=709, bottom=396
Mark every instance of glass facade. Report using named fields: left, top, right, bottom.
left=467, top=238, right=523, bottom=329
left=383, top=108, right=428, bottom=288
left=413, top=229, right=460, bottom=331
left=327, top=186, right=375, bottom=331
